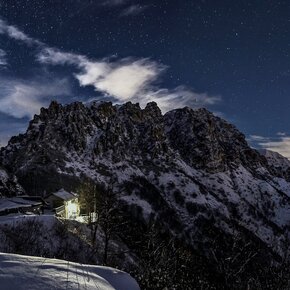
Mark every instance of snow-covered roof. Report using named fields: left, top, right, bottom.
left=0, top=252, right=141, bottom=290
left=0, top=197, right=42, bottom=212
left=52, top=189, right=77, bottom=201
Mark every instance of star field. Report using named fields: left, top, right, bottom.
left=1, top=0, right=290, bottom=156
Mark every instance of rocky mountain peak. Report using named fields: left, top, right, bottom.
left=164, top=106, right=263, bottom=172
left=2, top=100, right=290, bottom=276
left=1, top=101, right=271, bottom=176
left=39, top=100, right=63, bottom=117
left=144, top=101, right=162, bottom=120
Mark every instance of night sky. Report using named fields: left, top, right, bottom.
left=1, top=0, right=290, bottom=157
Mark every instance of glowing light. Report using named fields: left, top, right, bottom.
left=66, top=200, right=79, bottom=219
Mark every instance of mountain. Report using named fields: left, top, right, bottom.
left=260, top=149, right=290, bottom=180
left=2, top=100, right=290, bottom=288
left=0, top=167, right=24, bottom=197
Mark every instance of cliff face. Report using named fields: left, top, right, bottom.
left=260, top=148, right=290, bottom=181
left=0, top=101, right=268, bottom=183
left=1, top=100, right=290, bottom=260
left=0, top=167, right=24, bottom=197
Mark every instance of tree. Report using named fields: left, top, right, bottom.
left=98, top=186, right=120, bottom=265
left=78, top=178, right=121, bottom=264
left=78, top=178, right=103, bottom=245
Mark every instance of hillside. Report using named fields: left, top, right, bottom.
left=0, top=167, right=23, bottom=197
left=2, top=101, right=290, bottom=288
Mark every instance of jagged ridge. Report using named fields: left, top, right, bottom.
left=1, top=100, right=290, bottom=263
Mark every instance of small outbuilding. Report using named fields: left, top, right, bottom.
left=45, top=189, right=80, bottom=220
left=0, top=197, right=43, bottom=216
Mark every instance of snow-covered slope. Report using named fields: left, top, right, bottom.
left=260, top=149, right=290, bottom=181
left=0, top=252, right=140, bottom=290
left=0, top=214, right=136, bottom=271
left=2, top=100, right=290, bottom=264
left=260, top=149, right=290, bottom=171
left=0, top=167, right=24, bottom=197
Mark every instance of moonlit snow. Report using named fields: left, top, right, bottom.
left=0, top=252, right=140, bottom=290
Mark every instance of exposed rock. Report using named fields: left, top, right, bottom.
left=1, top=100, right=290, bottom=263
left=260, top=149, right=290, bottom=180
left=0, top=166, right=24, bottom=197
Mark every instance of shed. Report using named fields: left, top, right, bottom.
left=0, top=197, right=43, bottom=216
left=45, top=189, right=80, bottom=220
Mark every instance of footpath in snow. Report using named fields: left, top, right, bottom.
left=0, top=252, right=140, bottom=290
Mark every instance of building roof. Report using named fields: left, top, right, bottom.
left=52, top=189, right=77, bottom=201
left=19, top=196, right=47, bottom=204
left=0, top=197, right=42, bottom=212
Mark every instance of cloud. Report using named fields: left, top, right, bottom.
left=120, top=4, right=148, bottom=16
left=0, top=19, right=166, bottom=107
left=0, top=77, right=71, bottom=118
left=258, top=137, right=290, bottom=159
left=0, top=16, right=221, bottom=116
left=0, top=18, right=42, bottom=46
left=249, top=134, right=290, bottom=159
left=37, top=48, right=166, bottom=102
left=37, top=47, right=86, bottom=66
left=76, top=58, right=165, bottom=101
left=140, top=86, right=221, bottom=113
left=101, top=1, right=149, bottom=16
left=37, top=48, right=220, bottom=112
left=102, top=0, right=129, bottom=6
left=277, top=132, right=286, bottom=136
left=0, top=49, right=7, bottom=66
left=248, top=135, right=270, bottom=142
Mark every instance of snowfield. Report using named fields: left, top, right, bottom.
left=0, top=252, right=140, bottom=290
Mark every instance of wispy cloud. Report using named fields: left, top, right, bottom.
left=101, top=1, right=149, bottom=16
left=277, top=132, right=286, bottom=136
left=37, top=47, right=86, bottom=66
left=0, top=49, right=7, bottom=66
left=120, top=4, right=148, bottom=16
left=0, top=77, right=71, bottom=118
left=249, top=134, right=290, bottom=159
left=0, top=19, right=73, bottom=118
left=141, top=86, right=221, bottom=113
left=37, top=48, right=165, bottom=101
left=37, top=49, right=220, bottom=111
left=102, top=0, right=129, bottom=6
left=0, top=18, right=42, bottom=46
left=0, top=16, right=221, bottom=116
left=259, top=137, right=290, bottom=159
left=248, top=135, right=270, bottom=143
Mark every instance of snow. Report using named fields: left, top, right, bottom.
left=0, top=197, right=41, bottom=212
left=121, top=195, right=153, bottom=218
left=0, top=252, right=140, bottom=290
left=0, top=214, right=55, bottom=226
left=271, top=177, right=290, bottom=197
left=260, top=149, right=290, bottom=170
left=114, top=162, right=143, bottom=183
left=53, top=189, right=77, bottom=201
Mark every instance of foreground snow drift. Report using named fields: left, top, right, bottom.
left=0, top=252, right=140, bottom=290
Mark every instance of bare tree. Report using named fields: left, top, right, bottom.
left=78, top=179, right=121, bottom=264
left=78, top=178, right=104, bottom=245
left=98, top=186, right=120, bottom=265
